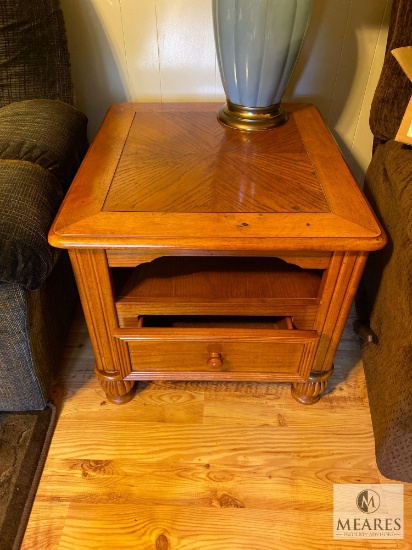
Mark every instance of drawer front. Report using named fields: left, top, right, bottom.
left=115, top=328, right=319, bottom=382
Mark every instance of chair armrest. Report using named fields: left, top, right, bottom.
left=0, top=99, right=88, bottom=191
left=0, top=161, right=63, bottom=290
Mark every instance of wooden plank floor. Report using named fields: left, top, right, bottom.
left=22, top=308, right=412, bottom=549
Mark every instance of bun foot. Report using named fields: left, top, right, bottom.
left=100, top=379, right=136, bottom=405
left=291, top=366, right=334, bottom=405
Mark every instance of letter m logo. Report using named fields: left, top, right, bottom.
left=357, top=490, right=380, bottom=513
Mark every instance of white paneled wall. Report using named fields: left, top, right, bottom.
left=60, top=0, right=392, bottom=183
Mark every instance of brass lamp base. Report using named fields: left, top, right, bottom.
left=217, top=100, right=288, bottom=131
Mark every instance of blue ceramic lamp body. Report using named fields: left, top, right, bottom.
left=213, top=0, right=313, bottom=130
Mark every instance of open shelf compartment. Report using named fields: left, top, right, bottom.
left=113, top=256, right=324, bottom=328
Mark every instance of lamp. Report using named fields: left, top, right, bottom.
left=213, top=0, right=313, bottom=131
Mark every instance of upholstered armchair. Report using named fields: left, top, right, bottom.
left=0, top=0, right=88, bottom=410
left=356, top=0, right=412, bottom=482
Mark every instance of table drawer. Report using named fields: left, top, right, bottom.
left=114, top=316, right=319, bottom=382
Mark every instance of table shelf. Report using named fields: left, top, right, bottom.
left=114, top=256, right=324, bottom=327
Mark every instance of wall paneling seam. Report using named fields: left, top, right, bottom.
left=350, top=0, right=391, bottom=156
left=326, top=0, right=352, bottom=125
left=119, top=0, right=132, bottom=102
left=154, top=0, right=163, bottom=102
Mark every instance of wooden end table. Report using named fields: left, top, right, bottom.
left=49, top=103, right=385, bottom=405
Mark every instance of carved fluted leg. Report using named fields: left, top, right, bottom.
left=292, top=252, right=368, bottom=405
left=70, top=249, right=136, bottom=405
left=291, top=366, right=334, bottom=405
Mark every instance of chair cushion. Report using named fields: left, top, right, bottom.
left=0, top=160, right=63, bottom=290
left=0, top=99, right=88, bottom=191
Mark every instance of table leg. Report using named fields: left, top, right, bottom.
left=291, top=366, right=334, bottom=404
left=69, top=249, right=136, bottom=404
left=95, top=365, right=136, bottom=404
left=291, top=251, right=368, bottom=404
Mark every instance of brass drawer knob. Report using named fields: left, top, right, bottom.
left=207, top=352, right=223, bottom=368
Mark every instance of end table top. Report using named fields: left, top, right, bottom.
left=49, top=102, right=385, bottom=252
